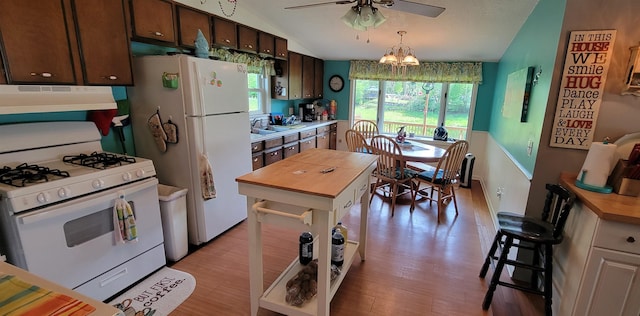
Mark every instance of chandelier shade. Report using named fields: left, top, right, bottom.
left=341, top=4, right=386, bottom=31
left=379, top=31, right=419, bottom=75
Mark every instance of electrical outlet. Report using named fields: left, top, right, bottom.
left=527, top=139, right=534, bottom=156
left=496, top=187, right=504, bottom=199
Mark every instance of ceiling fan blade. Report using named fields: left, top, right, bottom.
left=285, top=0, right=356, bottom=10
left=383, top=0, right=445, bottom=18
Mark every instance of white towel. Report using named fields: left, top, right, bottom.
left=113, top=192, right=138, bottom=244
left=200, top=153, right=216, bottom=200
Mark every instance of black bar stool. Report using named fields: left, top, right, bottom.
left=479, top=183, right=575, bottom=316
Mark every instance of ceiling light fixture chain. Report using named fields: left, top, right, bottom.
left=379, top=30, right=419, bottom=76
left=218, top=0, right=237, bottom=17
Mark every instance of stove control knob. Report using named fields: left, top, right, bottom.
left=37, top=192, right=51, bottom=204
left=92, top=179, right=104, bottom=189
left=135, top=169, right=145, bottom=178
left=57, top=187, right=70, bottom=198
left=122, top=172, right=132, bottom=182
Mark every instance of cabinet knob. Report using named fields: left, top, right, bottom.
left=225, top=39, right=231, bottom=43
left=104, top=75, right=118, bottom=80
left=151, top=31, right=165, bottom=37
left=246, top=44, right=254, bottom=49
left=627, top=236, right=636, bottom=243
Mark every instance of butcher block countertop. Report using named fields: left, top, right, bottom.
left=560, top=172, right=640, bottom=225
left=236, top=148, right=378, bottom=199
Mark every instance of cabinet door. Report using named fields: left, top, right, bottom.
left=314, top=58, right=324, bottom=98
left=283, top=142, right=299, bottom=159
left=275, top=37, right=288, bottom=60
left=176, top=5, right=211, bottom=49
left=302, top=55, right=314, bottom=99
left=330, top=130, right=337, bottom=150
left=299, top=136, right=316, bottom=153
left=317, top=132, right=330, bottom=149
left=288, top=52, right=302, bottom=100
left=237, top=25, right=258, bottom=54
left=264, top=147, right=283, bottom=166
left=0, top=1, right=76, bottom=84
left=574, top=247, right=640, bottom=315
left=74, top=0, right=133, bottom=85
left=258, top=32, right=274, bottom=57
left=211, top=16, right=237, bottom=49
left=130, top=0, right=175, bottom=44
left=251, top=152, right=263, bottom=170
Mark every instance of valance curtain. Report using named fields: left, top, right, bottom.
left=209, top=48, right=275, bottom=75
left=349, top=60, right=483, bottom=84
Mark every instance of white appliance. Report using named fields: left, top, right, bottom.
left=128, top=55, right=252, bottom=245
left=0, top=121, right=166, bottom=301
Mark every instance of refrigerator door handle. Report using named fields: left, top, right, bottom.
left=193, top=61, right=207, bottom=117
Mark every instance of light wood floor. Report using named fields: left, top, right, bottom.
left=168, top=181, right=544, bottom=315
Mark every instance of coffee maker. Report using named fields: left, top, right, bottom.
left=299, top=103, right=315, bottom=122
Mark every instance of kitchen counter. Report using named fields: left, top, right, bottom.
left=560, top=172, right=640, bottom=225
left=0, top=261, right=123, bottom=316
left=250, top=120, right=336, bottom=142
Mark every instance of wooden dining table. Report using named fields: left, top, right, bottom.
left=365, top=138, right=447, bottom=163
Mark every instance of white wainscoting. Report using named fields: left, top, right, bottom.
left=471, top=131, right=532, bottom=274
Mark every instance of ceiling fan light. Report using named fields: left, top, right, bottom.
left=372, top=9, right=386, bottom=28
left=341, top=7, right=359, bottom=27
left=358, top=6, right=375, bottom=27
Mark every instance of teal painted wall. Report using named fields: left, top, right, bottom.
left=323, top=60, right=350, bottom=120
left=473, top=62, right=499, bottom=131
left=488, top=0, right=566, bottom=173
left=0, top=86, right=134, bottom=154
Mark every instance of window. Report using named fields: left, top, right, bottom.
left=248, top=73, right=268, bottom=114
left=352, top=79, right=476, bottom=140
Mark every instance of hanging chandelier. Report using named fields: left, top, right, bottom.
left=341, top=2, right=386, bottom=31
left=379, top=31, right=419, bottom=76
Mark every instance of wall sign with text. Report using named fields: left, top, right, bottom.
left=550, top=29, right=616, bottom=150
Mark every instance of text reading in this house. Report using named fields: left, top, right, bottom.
left=550, top=30, right=616, bottom=150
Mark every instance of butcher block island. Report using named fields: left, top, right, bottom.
left=236, top=148, right=377, bottom=316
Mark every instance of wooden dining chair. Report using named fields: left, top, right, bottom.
left=345, top=129, right=369, bottom=153
left=352, top=120, right=379, bottom=139
left=368, top=135, right=418, bottom=216
left=412, top=140, right=469, bottom=222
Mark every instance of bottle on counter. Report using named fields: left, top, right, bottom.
left=299, top=232, right=313, bottom=265
left=331, top=229, right=345, bottom=266
left=335, top=221, right=348, bottom=242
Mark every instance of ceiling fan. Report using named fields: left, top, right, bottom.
left=284, top=0, right=446, bottom=18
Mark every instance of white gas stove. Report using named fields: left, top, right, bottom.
left=0, top=121, right=166, bottom=301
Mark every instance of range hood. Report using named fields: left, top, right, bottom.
left=0, top=85, right=117, bottom=115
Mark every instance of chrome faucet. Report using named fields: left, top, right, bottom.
left=250, top=118, right=262, bottom=130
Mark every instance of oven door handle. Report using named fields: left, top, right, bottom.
left=19, top=178, right=159, bottom=225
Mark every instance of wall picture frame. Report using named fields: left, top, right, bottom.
left=501, top=66, right=535, bottom=123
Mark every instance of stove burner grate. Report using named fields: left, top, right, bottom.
left=0, top=163, right=71, bottom=187
left=63, top=152, right=136, bottom=169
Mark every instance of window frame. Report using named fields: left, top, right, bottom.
left=247, top=72, right=271, bottom=116
left=349, top=79, right=478, bottom=141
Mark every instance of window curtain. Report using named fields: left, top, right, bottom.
left=210, top=48, right=275, bottom=75
left=349, top=60, right=483, bottom=84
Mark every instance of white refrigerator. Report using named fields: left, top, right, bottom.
left=128, top=55, right=251, bottom=245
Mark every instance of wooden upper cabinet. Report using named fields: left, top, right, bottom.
left=176, top=5, right=211, bottom=49
left=237, top=25, right=258, bottom=54
left=211, top=16, right=237, bottom=49
left=130, top=0, right=176, bottom=44
left=258, top=32, right=274, bottom=57
left=73, top=0, right=133, bottom=85
left=302, top=55, right=314, bottom=99
left=0, top=1, right=76, bottom=84
left=288, top=52, right=303, bottom=100
left=314, top=58, right=324, bottom=98
left=275, top=37, right=288, bottom=60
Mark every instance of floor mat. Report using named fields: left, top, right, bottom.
left=108, top=267, right=195, bottom=316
